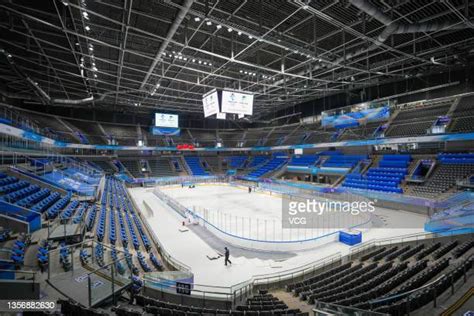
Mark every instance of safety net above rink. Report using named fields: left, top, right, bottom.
left=153, top=181, right=374, bottom=252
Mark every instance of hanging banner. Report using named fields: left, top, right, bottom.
left=151, top=127, right=181, bottom=136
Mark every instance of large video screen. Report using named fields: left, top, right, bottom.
left=155, top=113, right=179, bottom=128
left=221, top=90, right=253, bottom=115
left=202, top=90, right=220, bottom=118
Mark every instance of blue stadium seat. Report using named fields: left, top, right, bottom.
left=184, top=156, right=210, bottom=176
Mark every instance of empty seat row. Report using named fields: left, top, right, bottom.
left=286, top=262, right=352, bottom=292
left=0, top=180, right=28, bottom=194
left=2, top=184, right=40, bottom=204
left=16, top=188, right=50, bottom=208
left=31, top=191, right=61, bottom=213
left=0, top=176, right=19, bottom=187
left=60, top=200, right=80, bottom=221
left=248, top=154, right=287, bottom=178
left=452, top=239, right=474, bottom=258
left=339, top=260, right=428, bottom=308
left=46, top=193, right=72, bottom=219
left=305, top=262, right=389, bottom=303
left=184, top=156, right=209, bottom=176
left=10, top=233, right=30, bottom=265
left=86, top=205, right=97, bottom=230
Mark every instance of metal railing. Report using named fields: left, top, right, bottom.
left=313, top=300, right=389, bottom=316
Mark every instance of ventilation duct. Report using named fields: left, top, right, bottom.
left=268, top=0, right=473, bottom=94
left=140, top=0, right=195, bottom=90
left=349, top=0, right=472, bottom=44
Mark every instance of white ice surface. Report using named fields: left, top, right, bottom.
left=129, top=185, right=427, bottom=288
left=161, top=183, right=372, bottom=242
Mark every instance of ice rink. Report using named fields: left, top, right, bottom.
left=129, top=184, right=428, bottom=288
left=160, top=183, right=373, bottom=244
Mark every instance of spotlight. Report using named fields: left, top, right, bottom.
left=248, top=35, right=253, bottom=39
left=206, top=21, right=212, bottom=26
left=216, top=25, right=222, bottom=29
left=227, top=28, right=232, bottom=32
left=82, top=12, right=89, bottom=19
left=194, top=17, right=200, bottom=22
left=198, top=60, right=202, bottom=64
left=237, top=31, right=242, bottom=35
left=192, top=59, right=196, bottom=62
left=85, top=25, right=91, bottom=31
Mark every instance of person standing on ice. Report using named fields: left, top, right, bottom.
left=248, top=186, right=252, bottom=193
left=224, top=247, right=232, bottom=266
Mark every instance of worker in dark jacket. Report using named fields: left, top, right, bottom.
left=224, top=247, right=232, bottom=266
